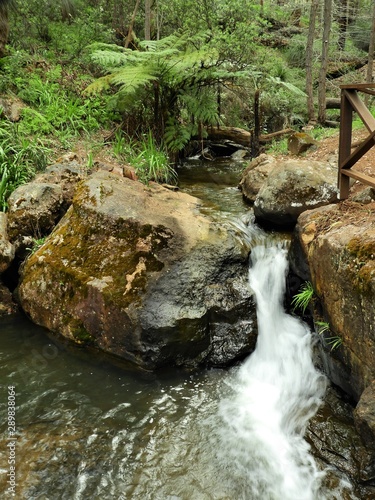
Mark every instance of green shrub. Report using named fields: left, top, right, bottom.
left=284, top=35, right=307, bottom=69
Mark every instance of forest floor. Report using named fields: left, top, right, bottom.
left=65, top=125, right=375, bottom=204
left=281, top=126, right=375, bottom=200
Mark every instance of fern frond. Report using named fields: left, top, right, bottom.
left=90, top=50, right=129, bottom=68
left=88, top=42, right=127, bottom=53
left=164, top=117, right=193, bottom=152
left=110, top=67, right=156, bottom=94
left=85, top=75, right=113, bottom=94
left=269, top=77, right=307, bottom=97
left=139, top=33, right=187, bottom=52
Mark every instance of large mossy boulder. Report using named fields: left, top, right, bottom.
left=253, top=159, right=338, bottom=227
left=290, top=202, right=375, bottom=401
left=18, top=172, right=257, bottom=370
left=7, top=162, right=85, bottom=257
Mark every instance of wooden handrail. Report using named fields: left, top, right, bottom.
left=338, top=84, right=375, bottom=199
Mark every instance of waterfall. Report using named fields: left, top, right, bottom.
left=217, top=243, right=328, bottom=500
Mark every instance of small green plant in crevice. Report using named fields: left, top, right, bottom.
left=325, top=335, right=343, bottom=351
left=315, top=321, right=330, bottom=335
left=291, top=281, right=314, bottom=314
left=315, top=321, right=343, bottom=351
left=26, top=237, right=47, bottom=255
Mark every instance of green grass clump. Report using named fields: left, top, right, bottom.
left=134, top=132, right=177, bottom=185
left=291, top=281, right=314, bottom=314
left=0, top=123, right=50, bottom=211
left=111, top=131, right=177, bottom=186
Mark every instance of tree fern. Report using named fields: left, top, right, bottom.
left=86, top=30, right=258, bottom=155
left=164, top=117, right=194, bottom=153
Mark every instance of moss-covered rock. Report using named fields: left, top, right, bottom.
left=291, top=202, right=375, bottom=401
left=18, top=171, right=257, bottom=370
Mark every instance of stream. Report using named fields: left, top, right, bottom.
left=0, top=158, right=364, bottom=498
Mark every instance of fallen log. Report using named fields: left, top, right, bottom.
left=326, top=98, right=341, bottom=109
left=205, top=126, right=251, bottom=146
left=259, top=128, right=294, bottom=143
left=204, top=126, right=294, bottom=146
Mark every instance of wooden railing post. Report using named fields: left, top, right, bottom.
left=338, top=89, right=353, bottom=200
left=338, top=84, right=375, bottom=200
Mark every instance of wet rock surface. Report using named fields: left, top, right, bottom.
left=307, top=385, right=375, bottom=498
left=354, top=380, right=375, bottom=449
left=18, top=171, right=257, bottom=370
left=238, top=153, right=277, bottom=204
left=0, top=212, right=14, bottom=273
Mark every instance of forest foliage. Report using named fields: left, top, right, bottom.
left=0, top=0, right=374, bottom=206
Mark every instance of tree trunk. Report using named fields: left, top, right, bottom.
left=145, top=0, right=151, bottom=40
left=112, top=0, right=126, bottom=42
left=337, top=0, right=348, bottom=51
left=0, top=0, right=10, bottom=58
left=318, top=0, right=332, bottom=124
left=252, top=89, right=261, bottom=157
left=125, top=0, right=141, bottom=48
left=306, top=0, right=320, bottom=122
left=365, top=0, right=375, bottom=105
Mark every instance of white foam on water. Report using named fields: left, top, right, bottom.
left=217, top=243, right=328, bottom=500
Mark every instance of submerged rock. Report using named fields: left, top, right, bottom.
left=18, top=172, right=257, bottom=370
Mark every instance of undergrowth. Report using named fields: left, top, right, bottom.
left=0, top=122, right=50, bottom=211
left=112, top=131, right=177, bottom=185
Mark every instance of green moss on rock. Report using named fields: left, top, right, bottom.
left=347, top=236, right=375, bottom=294
left=71, top=323, right=94, bottom=345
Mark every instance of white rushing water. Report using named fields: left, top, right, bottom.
left=217, top=243, right=328, bottom=500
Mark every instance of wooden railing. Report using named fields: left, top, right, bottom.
left=338, top=83, right=375, bottom=199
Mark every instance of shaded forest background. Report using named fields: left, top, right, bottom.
left=0, top=0, right=374, bottom=207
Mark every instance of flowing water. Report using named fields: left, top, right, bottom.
left=217, top=243, right=328, bottom=499
left=0, top=160, right=357, bottom=498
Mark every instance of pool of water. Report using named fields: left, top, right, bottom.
left=177, top=158, right=248, bottom=217
left=0, top=315, right=238, bottom=499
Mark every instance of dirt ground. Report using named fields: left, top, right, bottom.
left=304, top=127, right=375, bottom=199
